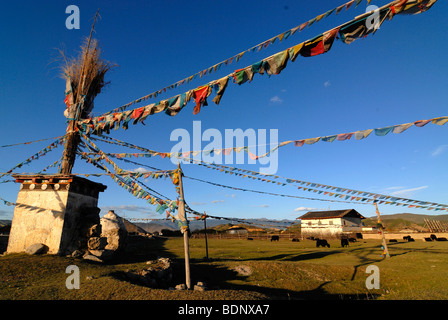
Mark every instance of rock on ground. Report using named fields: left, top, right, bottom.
left=100, top=210, right=128, bottom=251
left=25, top=243, right=48, bottom=255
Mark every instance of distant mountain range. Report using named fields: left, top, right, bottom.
left=135, top=218, right=297, bottom=233
left=366, top=213, right=448, bottom=224
left=135, top=213, right=448, bottom=233
left=0, top=220, right=11, bottom=227
left=2, top=213, right=447, bottom=234
left=363, top=213, right=448, bottom=232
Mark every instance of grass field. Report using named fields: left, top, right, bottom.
left=1, top=237, right=447, bottom=300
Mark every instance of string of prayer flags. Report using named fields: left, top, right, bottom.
left=86, top=133, right=448, bottom=214
left=173, top=156, right=448, bottom=212
left=38, top=159, right=62, bottom=174
left=0, top=137, right=65, bottom=179
left=182, top=175, right=371, bottom=206
left=81, top=134, right=447, bottom=213
left=296, top=185, right=447, bottom=212
left=0, top=135, right=66, bottom=149
left=82, top=0, right=438, bottom=135
left=80, top=133, right=178, bottom=213
left=97, top=0, right=368, bottom=117
left=184, top=206, right=296, bottom=229
left=0, top=196, right=17, bottom=207
left=83, top=116, right=447, bottom=161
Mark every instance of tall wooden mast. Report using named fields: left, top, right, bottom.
left=60, top=10, right=100, bottom=175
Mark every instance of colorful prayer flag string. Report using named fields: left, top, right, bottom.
left=79, top=0, right=438, bottom=135
left=0, top=136, right=66, bottom=180
left=96, top=0, right=370, bottom=117
left=81, top=126, right=448, bottom=211
left=80, top=115, right=447, bottom=163
left=80, top=133, right=178, bottom=214
left=182, top=174, right=373, bottom=206
left=0, top=135, right=66, bottom=148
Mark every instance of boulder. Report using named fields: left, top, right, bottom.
left=88, top=249, right=114, bottom=260
left=71, top=250, right=84, bottom=258
left=194, top=284, right=206, bottom=292
left=100, top=210, right=128, bottom=252
left=83, top=253, right=103, bottom=263
left=175, top=284, right=186, bottom=290
left=25, top=243, right=48, bottom=255
left=194, top=281, right=207, bottom=291
left=123, top=257, right=174, bottom=288
left=87, top=237, right=107, bottom=250
left=88, top=224, right=102, bottom=237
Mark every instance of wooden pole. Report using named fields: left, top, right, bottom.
left=60, top=124, right=81, bottom=174
left=424, top=219, right=430, bottom=232
left=203, top=212, right=209, bottom=260
left=374, top=197, right=390, bottom=258
left=427, top=219, right=435, bottom=233
left=60, top=10, right=100, bottom=175
left=435, top=220, right=444, bottom=233
left=177, top=163, right=191, bottom=289
left=429, top=219, right=437, bottom=232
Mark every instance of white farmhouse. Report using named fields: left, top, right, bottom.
left=299, top=209, right=366, bottom=239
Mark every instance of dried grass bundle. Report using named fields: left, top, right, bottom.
left=61, top=38, right=116, bottom=119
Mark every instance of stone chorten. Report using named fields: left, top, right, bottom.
left=7, top=174, right=106, bottom=255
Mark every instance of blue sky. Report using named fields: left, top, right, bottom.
left=0, top=0, right=447, bottom=222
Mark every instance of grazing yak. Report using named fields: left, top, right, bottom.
left=403, top=235, right=415, bottom=242
left=341, top=238, right=349, bottom=247
left=429, top=234, right=448, bottom=241
left=316, top=239, right=330, bottom=248
left=247, top=238, right=253, bottom=241
left=270, top=235, right=279, bottom=242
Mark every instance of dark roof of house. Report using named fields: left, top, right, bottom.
left=299, top=209, right=365, bottom=220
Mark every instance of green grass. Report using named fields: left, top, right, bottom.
left=1, top=237, right=448, bottom=300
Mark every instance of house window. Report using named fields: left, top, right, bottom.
left=318, top=220, right=322, bottom=225
left=329, top=221, right=333, bottom=225
left=308, top=222, right=312, bottom=226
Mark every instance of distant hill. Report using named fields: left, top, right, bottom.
left=363, top=213, right=448, bottom=232
left=121, top=218, right=149, bottom=234
left=0, top=220, right=12, bottom=227
left=365, top=213, right=448, bottom=224
left=135, top=218, right=297, bottom=233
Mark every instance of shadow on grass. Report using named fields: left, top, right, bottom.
left=244, top=250, right=344, bottom=262
left=105, top=237, right=381, bottom=300
left=175, top=262, right=380, bottom=300
left=91, top=237, right=448, bottom=300
left=96, top=235, right=176, bottom=265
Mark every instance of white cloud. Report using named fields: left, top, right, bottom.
left=132, top=167, right=148, bottom=173
left=101, top=205, right=154, bottom=214
left=431, top=145, right=448, bottom=157
left=294, top=206, right=317, bottom=212
left=0, top=209, right=13, bottom=217
left=211, top=200, right=225, bottom=204
left=390, top=186, right=428, bottom=197
left=190, top=202, right=207, bottom=206
left=270, top=96, right=283, bottom=104
left=255, top=204, right=270, bottom=208
left=383, top=186, right=406, bottom=191
left=323, top=81, right=331, bottom=88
